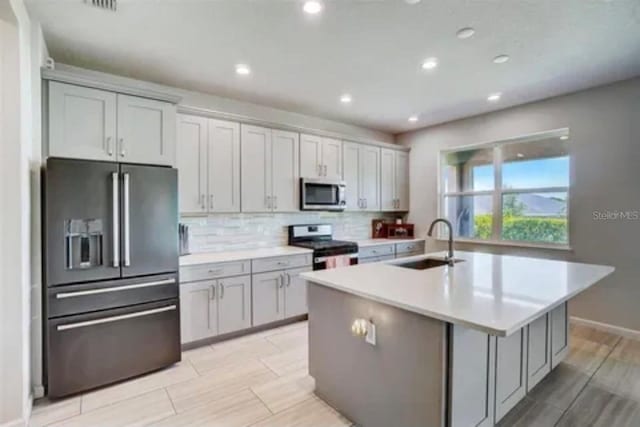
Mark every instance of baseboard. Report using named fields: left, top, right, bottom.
left=32, top=385, right=45, bottom=399
left=0, top=417, right=26, bottom=427
left=570, top=316, right=640, bottom=340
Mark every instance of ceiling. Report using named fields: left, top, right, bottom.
left=26, top=0, right=640, bottom=134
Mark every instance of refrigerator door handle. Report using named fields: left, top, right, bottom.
left=123, top=172, right=131, bottom=267
left=56, top=305, right=177, bottom=331
left=112, top=172, right=120, bottom=267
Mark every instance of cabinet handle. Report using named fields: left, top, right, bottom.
left=323, top=165, right=327, bottom=176
left=209, top=195, right=214, bottom=210
left=209, top=284, right=216, bottom=300
left=273, top=196, right=278, bottom=210
left=279, top=274, right=286, bottom=288
left=317, top=164, right=322, bottom=176
left=119, top=138, right=126, bottom=157
left=286, top=272, right=291, bottom=286
left=200, top=194, right=205, bottom=210
left=364, top=198, right=368, bottom=209
left=208, top=268, right=223, bottom=275
left=265, top=196, right=271, bottom=209
left=106, top=136, right=113, bottom=156
left=219, top=283, right=225, bottom=299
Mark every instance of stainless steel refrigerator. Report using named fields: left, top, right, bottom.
left=43, top=158, right=180, bottom=397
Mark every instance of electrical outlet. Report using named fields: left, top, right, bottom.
left=365, top=322, right=376, bottom=346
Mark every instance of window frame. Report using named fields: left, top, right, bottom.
left=437, top=128, right=571, bottom=249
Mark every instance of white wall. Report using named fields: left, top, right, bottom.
left=397, top=77, right=640, bottom=332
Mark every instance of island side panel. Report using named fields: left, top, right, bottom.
left=308, top=283, right=448, bottom=427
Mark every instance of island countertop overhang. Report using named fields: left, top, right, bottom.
left=301, top=251, right=614, bottom=336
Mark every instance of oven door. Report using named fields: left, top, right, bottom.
left=301, top=178, right=346, bottom=211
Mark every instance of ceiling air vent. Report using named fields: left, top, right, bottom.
left=86, top=0, right=117, bottom=11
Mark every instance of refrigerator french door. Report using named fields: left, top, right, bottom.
left=43, top=158, right=180, bottom=397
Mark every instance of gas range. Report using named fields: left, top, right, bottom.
left=288, top=224, right=358, bottom=269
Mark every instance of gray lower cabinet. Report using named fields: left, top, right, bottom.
left=527, top=314, right=551, bottom=391
left=180, top=274, right=250, bottom=344
left=252, top=266, right=312, bottom=326
left=180, top=280, right=217, bottom=343
left=449, top=325, right=496, bottom=427
left=217, top=275, right=251, bottom=335
left=495, top=327, right=527, bottom=422
left=550, top=302, right=569, bottom=368
left=359, top=254, right=395, bottom=264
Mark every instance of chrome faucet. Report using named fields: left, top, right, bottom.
left=427, top=218, right=455, bottom=265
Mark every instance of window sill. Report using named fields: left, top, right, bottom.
left=436, top=237, right=573, bottom=252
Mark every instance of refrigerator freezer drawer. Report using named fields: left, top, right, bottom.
left=47, top=299, right=181, bottom=397
left=47, top=274, right=178, bottom=318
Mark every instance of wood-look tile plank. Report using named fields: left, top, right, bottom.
left=47, top=389, right=174, bottom=427
left=190, top=338, right=281, bottom=374
left=527, top=363, right=590, bottom=411
left=556, top=384, right=640, bottom=427
left=260, top=346, right=308, bottom=377
left=592, top=353, right=640, bottom=402
left=565, top=336, right=611, bottom=375
left=496, top=397, right=563, bottom=427
left=266, top=327, right=308, bottom=352
left=81, top=361, right=198, bottom=412
left=166, top=359, right=277, bottom=413
left=569, top=323, right=620, bottom=347
left=148, top=389, right=271, bottom=427
left=608, top=337, right=640, bottom=364
left=251, top=370, right=315, bottom=414
left=248, top=396, right=351, bottom=427
left=29, top=397, right=81, bottom=427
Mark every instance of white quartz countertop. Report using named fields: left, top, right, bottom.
left=301, top=251, right=614, bottom=336
left=356, top=238, right=424, bottom=248
left=180, top=246, right=312, bottom=266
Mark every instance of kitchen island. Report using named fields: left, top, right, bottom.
left=301, top=251, right=614, bottom=427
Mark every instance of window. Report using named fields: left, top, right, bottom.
left=439, top=130, right=570, bottom=246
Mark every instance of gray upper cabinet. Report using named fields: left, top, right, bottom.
left=381, top=148, right=409, bottom=212
left=342, top=142, right=381, bottom=211
left=116, top=94, right=176, bottom=166
left=177, top=114, right=208, bottom=213
left=217, top=275, right=251, bottom=335
left=48, top=82, right=117, bottom=162
left=180, top=280, right=217, bottom=344
left=495, top=327, right=527, bottom=422
left=300, top=134, right=342, bottom=179
left=208, top=119, right=241, bottom=213
left=241, top=125, right=299, bottom=213
left=48, top=82, right=176, bottom=166
left=252, top=270, right=285, bottom=326
left=284, top=267, right=311, bottom=318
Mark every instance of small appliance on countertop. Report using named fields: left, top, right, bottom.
left=179, top=223, right=190, bottom=256
left=288, top=224, right=358, bottom=270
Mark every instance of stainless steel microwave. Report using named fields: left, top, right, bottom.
left=300, top=178, right=346, bottom=211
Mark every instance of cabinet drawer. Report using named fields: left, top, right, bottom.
left=252, top=254, right=312, bottom=274
left=180, top=260, right=250, bottom=282
left=359, top=244, right=395, bottom=259
left=359, top=254, right=395, bottom=264
left=395, top=251, right=424, bottom=260
left=395, top=241, right=425, bottom=255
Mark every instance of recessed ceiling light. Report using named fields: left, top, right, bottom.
left=560, top=135, right=569, bottom=140
left=421, top=57, right=438, bottom=70
left=340, top=94, right=352, bottom=104
left=456, top=27, right=475, bottom=39
left=493, top=54, right=510, bottom=64
left=487, top=93, right=501, bottom=102
left=408, top=115, right=419, bottom=122
left=235, top=64, right=251, bottom=75
left=303, top=0, right=323, bottom=14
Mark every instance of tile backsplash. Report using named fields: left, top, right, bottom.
left=181, top=212, right=400, bottom=254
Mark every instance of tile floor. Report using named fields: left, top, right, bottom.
left=30, top=321, right=640, bottom=427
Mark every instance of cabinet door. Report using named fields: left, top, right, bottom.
left=300, top=134, right=322, bottom=178
left=359, top=145, right=381, bottom=211
left=321, top=138, right=343, bottom=180
left=380, top=148, right=396, bottom=211
left=527, top=314, right=551, bottom=391
left=49, top=82, right=117, bottom=162
left=284, top=267, right=311, bottom=318
left=176, top=114, right=207, bottom=214
left=395, top=151, right=410, bottom=211
left=495, top=328, right=527, bottom=422
left=252, top=271, right=285, bottom=326
left=179, top=281, right=217, bottom=344
left=116, top=95, right=176, bottom=166
left=342, top=142, right=361, bottom=210
left=551, top=303, right=569, bottom=368
left=271, top=130, right=299, bottom=212
left=241, top=125, right=272, bottom=212
left=208, top=119, right=240, bottom=213
left=217, top=275, right=251, bottom=335
left=449, top=325, right=495, bottom=427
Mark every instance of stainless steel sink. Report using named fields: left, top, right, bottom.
left=393, top=257, right=463, bottom=270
